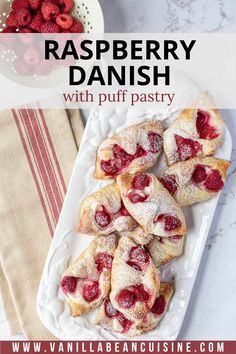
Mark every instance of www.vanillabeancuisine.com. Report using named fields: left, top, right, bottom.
left=9, top=341, right=225, bottom=354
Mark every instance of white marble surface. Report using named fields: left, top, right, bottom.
left=1, top=0, right=236, bottom=341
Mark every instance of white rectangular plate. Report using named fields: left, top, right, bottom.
left=37, top=105, right=232, bottom=340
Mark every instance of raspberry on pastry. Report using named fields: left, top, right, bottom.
left=117, top=173, right=186, bottom=237
left=163, top=93, right=224, bottom=165
left=109, top=236, right=160, bottom=322
left=94, top=120, right=164, bottom=179
left=95, top=283, right=173, bottom=336
left=160, top=156, right=230, bottom=206
left=78, top=183, right=137, bottom=236
left=60, top=234, right=117, bottom=317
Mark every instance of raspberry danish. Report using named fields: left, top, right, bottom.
left=160, top=157, right=230, bottom=206
left=78, top=183, right=137, bottom=236
left=95, top=283, right=173, bottom=336
left=117, top=173, right=186, bottom=237
left=95, top=120, right=163, bottom=179
left=109, top=236, right=160, bottom=322
left=60, top=234, right=117, bottom=317
left=121, top=226, right=184, bottom=267
left=163, top=93, right=224, bottom=165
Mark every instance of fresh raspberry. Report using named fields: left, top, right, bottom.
left=56, top=13, right=73, bottom=30
left=40, top=21, right=61, bottom=32
left=6, top=11, right=18, bottom=28
left=44, top=0, right=60, bottom=4
left=12, top=0, right=30, bottom=10
left=1, top=27, right=17, bottom=33
left=28, top=0, right=42, bottom=10
left=24, top=44, right=41, bottom=66
left=19, top=27, right=34, bottom=32
left=14, top=58, right=33, bottom=76
left=15, top=8, right=32, bottom=26
left=70, top=19, right=84, bottom=33
left=29, top=10, right=44, bottom=31
left=59, top=0, right=74, bottom=14
left=41, top=1, right=60, bottom=21
left=19, top=27, right=35, bottom=44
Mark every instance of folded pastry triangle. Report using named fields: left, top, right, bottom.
left=60, top=234, right=117, bottom=317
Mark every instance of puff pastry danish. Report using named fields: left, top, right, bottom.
left=78, top=183, right=137, bottom=236
left=95, top=283, right=173, bottom=336
left=110, top=236, right=160, bottom=322
left=163, top=93, right=224, bottom=165
left=95, top=120, right=163, bottom=179
left=160, top=156, right=230, bottom=206
left=117, top=173, right=186, bottom=237
left=60, top=234, right=117, bottom=317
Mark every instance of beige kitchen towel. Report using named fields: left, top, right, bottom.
left=0, top=107, right=83, bottom=339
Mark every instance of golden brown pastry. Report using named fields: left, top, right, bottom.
left=95, top=120, right=163, bottom=179
left=78, top=183, right=137, bottom=236
left=117, top=173, right=186, bottom=237
left=95, top=283, right=173, bottom=336
left=159, top=157, right=230, bottom=206
left=109, top=236, right=160, bottom=322
left=60, top=234, right=117, bottom=317
left=147, top=235, right=184, bottom=268
left=163, top=93, right=224, bottom=165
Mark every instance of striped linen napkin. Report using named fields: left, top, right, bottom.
left=0, top=107, right=83, bottom=339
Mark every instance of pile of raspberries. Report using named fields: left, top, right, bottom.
left=2, top=0, right=84, bottom=33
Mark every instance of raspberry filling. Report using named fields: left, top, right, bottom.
left=126, top=261, right=142, bottom=271
left=82, top=280, right=101, bottom=302
left=192, top=165, right=207, bottom=184
left=132, top=173, right=151, bottom=190
left=94, top=202, right=131, bottom=229
left=127, top=173, right=151, bottom=203
left=61, top=276, right=78, bottom=294
left=94, top=206, right=111, bottom=228
left=148, top=132, right=163, bottom=153
left=104, top=298, right=133, bottom=333
left=118, top=203, right=130, bottom=217
left=104, top=298, right=119, bottom=318
left=151, top=295, right=166, bottom=315
left=175, top=135, right=202, bottom=161
left=126, top=246, right=150, bottom=271
left=95, top=253, right=113, bottom=272
left=154, top=214, right=181, bottom=232
left=117, top=284, right=150, bottom=309
left=196, top=110, right=219, bottom=140
left=168, top=235, right=182, bottom=242
left=100, top=143, right=147, bottom=177
left=204, top=169, right=224, bottom=192
left=118, top=289, right=136, bottom=308
left=160, top=175, right=177, bottom=194
left=127, top=191, right=148, bottom=204
left=191, top=165, right=224, bottom=192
